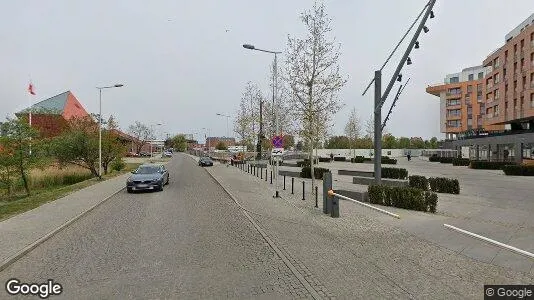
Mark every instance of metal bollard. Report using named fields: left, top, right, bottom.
left=315, top=186, right=318, bottom=208
left=270, top=171, right=272, bottom=184
left=302, top=181, right=305, bottom=200
left=323, top=172, right=332, bottom=214
left=291, top=178, right=294, bottom=194
left=283, top=175, right=286, bottom=190
left=265, top=168, right=268, bottom=181
left=260, top=167, right=263, bottom=179
left=331, top=193, right=339, bottom=218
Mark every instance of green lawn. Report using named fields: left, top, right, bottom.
left=0, top=163, right=140, bottom=222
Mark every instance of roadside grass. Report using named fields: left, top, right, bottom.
left=0, top=162, right=140, bottom=222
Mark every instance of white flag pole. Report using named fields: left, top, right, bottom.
left=28, top=78, right=33, bottom=155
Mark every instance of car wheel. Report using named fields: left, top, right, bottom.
left=127, top=188, right=133, bottom=193
left=166, top=176, right=169, bottom=185
left=158, top=183, right=163, bottom=191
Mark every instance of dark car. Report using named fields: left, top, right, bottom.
left=127, top=164, right=169, bottom=193
left=199, top=157, right=213, bottom=167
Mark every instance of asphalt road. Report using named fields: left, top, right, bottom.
left=0, top=154, right=311, bottom=299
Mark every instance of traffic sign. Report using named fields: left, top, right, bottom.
left=271, top=148, right=284, bottom=156
left=272, top=135, right=283, bottom=148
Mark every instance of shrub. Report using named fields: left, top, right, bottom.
left=429, top=155, right=440, bottom=162
left=300, top=167, right=330, bottom=179
left=381, top=167, right=408, bottom=179
left=452, top=158, right=470, bottom=166
left=503, top=165, right=534, bottom=176
left=364, top=157, right=372, bottom=162
left=333, top=156, right=346, bottom=161
left=62, top=173, right=93, bottom=185
left=367, top=185, right=437, bottom=213
left=409, top=175, right=429, bottom=190
left=318, top=157, right=330, bottom=162
left=382, top=157, right=397, bottom=165
left=351, top=156, right=365, bottom=163
left=296, top=160, right=309, bottom=167
left=428, top=177, right=460, bottom=194
left=438, top=157, right=454, bottom=164
left=111, top=158, right=126, bottom=172
left=469, top=160, right=515, bottom=170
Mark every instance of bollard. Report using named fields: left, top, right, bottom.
left=265, top=168, right=268, bottom=181
left=323, top=172, right=332, bottom=214
left=315, top=186, right=318, bottom=208
left=254, top=166, right=257, bottom=176
left=270, top=171, right=272, bottom=184
left=291, top=178, right=294, bottom=194
left=331, top=192, right=339, bottom=218
left=260, top=167, right=263, bottom=179
left=302, top=181, right=305, bottom=200
left=283, top=175, right=286, bottom=190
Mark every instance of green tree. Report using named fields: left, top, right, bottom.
left=215, top=141, right=228, bottom=150
left=382, top=133, right=398, bottom=149
left=325, top=136, right=350, bottom=149
left=398, top=137, right=410, bottom=148
left=283, top=135, right=295, bottom=148
left=410, top=137, right=426, bottom=149
left=171, top=134, right=187, bottom=152
left=429, top=137, right=438, bottom=149
left=0, top=118, right=43, bottom=195
left=101, top=116, right=126, bottom=175
left=52, top=116, right=100, bottom=177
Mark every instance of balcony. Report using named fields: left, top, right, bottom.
left=446, top=92, right=462, bottom=99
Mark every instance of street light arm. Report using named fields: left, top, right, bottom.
left=378, top=0, right=436, bottom=111
left=362, top=1, right=429, bottom=96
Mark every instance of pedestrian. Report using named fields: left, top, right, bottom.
left=407, top=153, right=411, bottom=161
left=330, top=153, right=334, bottom=162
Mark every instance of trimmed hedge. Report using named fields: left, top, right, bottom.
left=381, top=156, right=398, bottom=165
left=429, top=155, right=440, bottom=162
left=452, top=158, right=470, bottom=166
left=438, top=157, right=454, bottom=164
left=368, top=185, right=438, bottom=213
left=381, top=167, right=408, bottom=179
left=409, top=175, right=429, bottom=190
left=428, top=177, right=460, bottom=194
left=469, top=160, right=514, bottom=170
left=300, top=166, right=330, bottom=179
left=296, top=160, right=309, bottom=167
left=333, top=156, right=346, bottom=161
left=503, top=165, right=534, bottom=176
left=318, top=157, right=331, bottom=162
left=351, top=156, right=365, bottom=163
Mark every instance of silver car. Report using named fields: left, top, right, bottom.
left=127, top=164, right=169, bottom=193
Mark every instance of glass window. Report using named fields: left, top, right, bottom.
left=478, top=72, right=484, bottom=79
left=468, top=74, right=474, bottom=81
left=467, top=85, right=472, bottom=92
left=449, top=77, right=459, bottom=83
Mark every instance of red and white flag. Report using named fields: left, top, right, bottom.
left=28, top=82, right=36, bottom=95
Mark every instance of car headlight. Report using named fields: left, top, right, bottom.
left=127, top=177, right=133, bottom=183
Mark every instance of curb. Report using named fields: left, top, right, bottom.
left=188, top=155, right=323, bottom=300
left=0, top=186, right=125, bottom=272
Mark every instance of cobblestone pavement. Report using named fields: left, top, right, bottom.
left=207, top=160, right=534, bottom=299
left=0, top=155, right=316, bottom=299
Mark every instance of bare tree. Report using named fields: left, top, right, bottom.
left=128, top=121, right=154, bottom=154
left=234, top=81, right=263, bottom=151
left=285, top=1, right=347, bottom=196
left=344, top=107, right=361, bottom=158
left=364, top=114, right=374, bottom=139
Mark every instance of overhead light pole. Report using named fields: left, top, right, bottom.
left=202, top=127, right=211, bottom=156
left=361, top=0, right=436, bottom=184
left=96, top=83, right=123, bottom=179
left=216, top=113, right=231, bottom=138
left=243, top=43, right=282, bottom=198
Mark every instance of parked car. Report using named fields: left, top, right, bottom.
left=139, top=152, right=151, bottom=157
left=199, top=157, right=213, bottom=167
left=162, top=151, right=172, bottom=158
left=125, top=152, right=139, bottom=157
left=126, top=164, right=169, bottom=193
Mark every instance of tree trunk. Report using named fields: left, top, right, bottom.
left=19, top=160, right=30, bottom=196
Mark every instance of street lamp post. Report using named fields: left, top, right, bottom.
left=96, top=84, right=123, bottom=179
left=216, top=113, right=231, bottom=138
left=150, top=123, right=163, bottom=157
left=243, top=43, right=282, bottom=198
left=202, top=127, right=211, bottom=156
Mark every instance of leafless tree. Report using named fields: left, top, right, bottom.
left=128, top=121, right=154, bottom=154
left=234, top=81, right=263, bottom=150
left=344, top=107, right=361, bottom=158
left=285, top=0, right=347, bottom=195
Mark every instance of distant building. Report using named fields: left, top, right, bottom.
left=205, top=137, right=236, bottom=150
left=16, top=91, right=89, bottom=138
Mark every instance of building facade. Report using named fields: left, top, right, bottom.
left=482, top=13, right=534, bottom=129
left=426, top=66, right=504, bottom=140
left=205, top=137, right=236, bottom=150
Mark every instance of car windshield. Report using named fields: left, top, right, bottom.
left=135, top=166, right=160, bottom=174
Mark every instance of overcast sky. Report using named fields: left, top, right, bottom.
left=1, top=1, right=533, bottom=142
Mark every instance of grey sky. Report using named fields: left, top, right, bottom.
left=1, top=1, right=533, bottom=142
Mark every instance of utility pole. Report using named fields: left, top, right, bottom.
left=257, top=100, right=263, bottom=160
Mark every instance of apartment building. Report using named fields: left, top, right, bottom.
left=483, top=13, right=534, bottom=130
left=426, top=66, right=504, bottom=140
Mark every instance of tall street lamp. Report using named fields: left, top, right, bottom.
left=202, top=127, right=211, bottom=156
left=150, top=123, right=163, bottom=157
left=216, top=113, right=231, bottom=138
left=243, top=43, right=282, bottom=198
left=96, top=83, right=123, bottom=179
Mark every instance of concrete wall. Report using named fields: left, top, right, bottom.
left=313, top=149, right=423, bottom=158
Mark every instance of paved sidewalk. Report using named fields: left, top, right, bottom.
left=0, top=173, right=129, bottom=270
left=203, top=160, right=534, bottom=299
